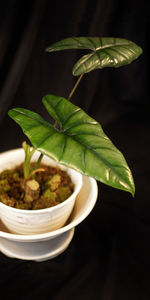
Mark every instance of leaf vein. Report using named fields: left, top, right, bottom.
left=71, top=135, right=127, bottom=181
left=109, top=47, right=129, bottom=60
left=44, top=95, right=62, bottom=125
left=59, top=136, right=67, bottom=161
left=72, top=37, right=93, bottom=50
left=63, top=120, right=98, bottom=132
left=87, top=38, right=97, bottom=50
left=102, top=49, right=117, bottom=64
left=36, top=131, right=56, bottom=147
left=62, top=108, right=80, bottom=127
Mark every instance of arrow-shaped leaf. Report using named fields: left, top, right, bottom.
left=46, top=37, right=142, bottom=76
left=8, top=94, right=135, bottom=196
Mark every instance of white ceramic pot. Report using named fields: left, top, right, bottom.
left=0, top=174, right=98, bottom=261
left=0, top=149, right=83, bottom=235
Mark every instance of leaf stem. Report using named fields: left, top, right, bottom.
left=68, top=74, right=84, bottom=101
left=22, top=141, right=43, bottom=180
left=27, top=168, right=45, bottom=181
left=53, top=74, right=84, bottom=128
left=22, top=141, right=35, bottom=179
left=31, top=153, right=43, bottom=172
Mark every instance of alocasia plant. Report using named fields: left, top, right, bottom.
left=8, top=37, right=142, bottom=196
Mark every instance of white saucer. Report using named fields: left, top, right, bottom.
left=0, top=175, right=98, bottom=261
left=0, top=228, right=74, bottom=262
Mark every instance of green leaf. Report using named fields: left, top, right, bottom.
left=46, top=37, right=142, bottom=76
left=8, top=95, right=135, bottom=196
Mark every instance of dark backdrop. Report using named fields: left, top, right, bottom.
left=0, top=1, right=150, bottom=299
left=0, top=0, right=148, bottom=150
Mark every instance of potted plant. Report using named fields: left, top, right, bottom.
left=0, top=37, right=142, bottom=236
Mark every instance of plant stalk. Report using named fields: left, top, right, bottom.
left=54, top=74, right=84, bottom=128
left=68, top=74, right=84, bottom=101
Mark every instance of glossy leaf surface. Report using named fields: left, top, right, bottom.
left=8, top=95, right=135, bottom=195
left=46, top=37, right=142, bottom=76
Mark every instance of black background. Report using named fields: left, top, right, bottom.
left=0, top=1, right=150, bottom=299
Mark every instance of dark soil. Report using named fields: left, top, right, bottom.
left=0, top=163, right=74, bottom=210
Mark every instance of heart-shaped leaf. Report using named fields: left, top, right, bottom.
left=46, top=37, right=142, bottom=76
left=8, top=95, right=135, bottom=195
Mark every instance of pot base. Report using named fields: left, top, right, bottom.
left=0, top=226, right=74, bottom=261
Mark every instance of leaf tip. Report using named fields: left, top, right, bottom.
left=8, top=108, right=16, bottom=120
left=45, top=47, right=52, bottom=53
left=128, top=181, right=135, bottom=197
